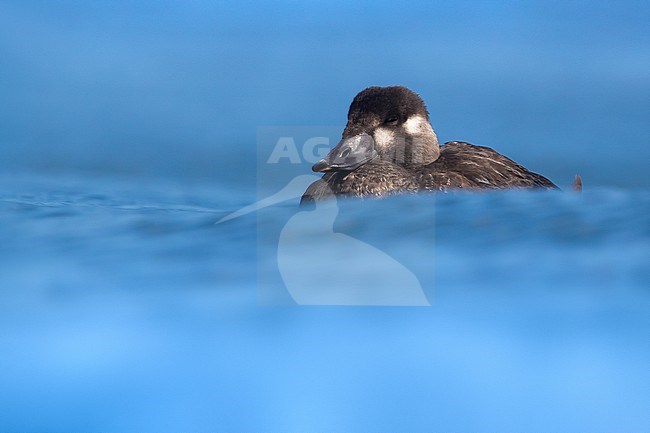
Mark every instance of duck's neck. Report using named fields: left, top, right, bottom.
left=379, top=130, right=440, bottom=166
left=401, top=115, right=440, bottom=165
left=408, top=131, right=440, bottom=165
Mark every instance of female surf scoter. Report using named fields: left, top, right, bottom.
left=301, top=86, right=558, bottom=204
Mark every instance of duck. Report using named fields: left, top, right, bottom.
left=301, top=86, right=558, bottom=204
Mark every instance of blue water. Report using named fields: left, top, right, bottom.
left=0, top=172, right=648, bottom=432
left=1, top=0, right=649, bottom=431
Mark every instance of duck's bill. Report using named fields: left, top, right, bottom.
left=312, top=133, right=378, bottom=172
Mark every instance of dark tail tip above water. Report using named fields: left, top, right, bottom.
left=573, top=175, right=582, bottom=192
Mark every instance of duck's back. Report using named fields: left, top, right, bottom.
left=413, top=141, right=558, bottom=190
left=301, top=142, right=558, bottom=204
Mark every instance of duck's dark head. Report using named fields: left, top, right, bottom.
left=313, top=86, right=439, bottom=173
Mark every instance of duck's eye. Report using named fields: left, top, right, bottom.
left=384, top=115, right=399, bottom=125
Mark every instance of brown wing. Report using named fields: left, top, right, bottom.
left=414, top=141, right=558, bottom=190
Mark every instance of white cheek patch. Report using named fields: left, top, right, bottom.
left=373, top=127, right=395, bottom=151
left=404, top=115, right=434, bottom=136
left=373, top=127, right=408, bottom=163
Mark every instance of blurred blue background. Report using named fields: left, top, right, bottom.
left=1, top=0, right=649, bottom=186
left=1, top=1, right=649, bottom=432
